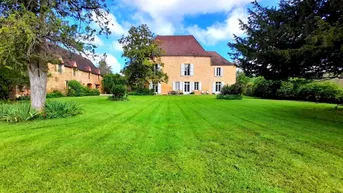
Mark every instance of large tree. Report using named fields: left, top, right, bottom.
left=119, top=24, right=168, bottom=89
left=98, top=57, right=112, bottom=75
left=229, top=0, right=343, bottom=80
left=0, top=0, right=110, bottom=110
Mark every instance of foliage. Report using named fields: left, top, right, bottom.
left=168, top=90, right=184, bottom=95
left=216, top=94, right=243, bottom=100
left=236, top=71, right=250, bottom=94
left=97, top=57, right=112, bottom=75
left=119, top=24, right=168, bottom=89
left=16, top=95, right=30, bottom=101
left=229, top=0, right=343, bottom=80
left=43, top=101, right=83, bottom=119
left=46, top=90, right=65, bottom=98
left=0, top=103, right=39, bottom=122
left=67, top=80, right=100, bottom=97
left=0, top=66, right=28, bottom=100
left=0, top=0, right=110, bottom=110
left=108, top=85, right=128, bottom=101
left=296, top=82, right=342, bottom=103
left=129, top=88, right=155, bottom=95
left=102, top=73, right=127, bottom=94
left=190, top=92, right=195, bottom=95
left=221, top=83, right=244, bottom=95
left=244, top=76, right=343, bottom=103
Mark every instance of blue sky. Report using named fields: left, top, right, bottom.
left=91, top=0, right=279, bottom=73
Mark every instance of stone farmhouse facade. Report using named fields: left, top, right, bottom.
left=46, top=48, right=102, bottom=94
left=151, top=35, right=236, bottom=94
left=14, top=48, right=102, bottom=97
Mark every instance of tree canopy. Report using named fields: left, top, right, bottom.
left=229, top=0, right=343, bottom=80
left=119, top=24, right=168, bottom=89
left=0, top=0, right=110, bottom=110
left=98, top=57, right=112, bottom=75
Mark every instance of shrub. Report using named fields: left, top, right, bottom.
left=216, top=94, right=243, bottom=100
left=44, top=101, right=83, bottom=119
left=109, top=85, right=128, bottom=101
left=190, top=91, right=195, bottom=95
left=102, top=74, right=127, bottom=94
left=134, top=87, right=155, bottom=95
left=67, top=80, right=100, bottom=96
left=221, top=83, right=244, bottom=95
left=168, top=90, right=183, bottom=95
left=0, top=103, right=39, bottom=123
left=46, top=90, right=65, bottom=98
left=296, top=82, right=342, bottom=103
left=276, top=81, right=295, bottom=99
left=16, top=95, right=30, bottom=101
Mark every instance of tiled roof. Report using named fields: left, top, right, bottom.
left=207, top=51, right=235, bottom=66
left=156, top=35, right=211, bottom=57
left=52, top=46, right=100, bottom=75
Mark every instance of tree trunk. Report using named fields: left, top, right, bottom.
left=28, top=62, right=47, bottom=111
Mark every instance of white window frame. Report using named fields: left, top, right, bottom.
left=215, top=67, right=222, bottom=77
left=184, top=81, right=190, bottom=93
left=184, top=64, right=191, bottom=76
left=175, top=81, right=180, bottom=91
left=215, top=82, right=222, bottom=92
left=194, top=82, right=199, bottom=91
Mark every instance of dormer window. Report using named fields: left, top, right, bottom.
left=73, top=68, right=76, bottom=76
left=57, top=64, right=63, bottom=74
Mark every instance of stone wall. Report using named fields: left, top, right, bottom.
left=160, top=56, right=236, bottom=94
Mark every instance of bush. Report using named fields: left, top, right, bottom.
left=0, top=103, right=39, bottom=123
left=67, top=80, right=100, bottom=96
left=168, top=90, right=183, bottom=95
left=102, top=74, right=127, bottom=94
left=190, top=92, right=195, bottom=95
left=46, top=90, right=65, bottom=98
left=276, top=81, right=295, bottom=99
left=133, top=87, right=155, bottom=95
left=109, top=85, right=128, bottom=101
left=253, top=79, right=281, bottom=99
left=296, top=82, right=342, bottom=103
left=43, top=101, right=83, bottom=119
left=221, top=83, right=244, bottom=95
left=216, top=94, right=243, bottom=100
left=16, top=95, right=30, bottom=101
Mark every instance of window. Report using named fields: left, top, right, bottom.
left=73, top=68, right=76, bottom=76
left=154, top=64, right=159, bottom=74
left=96, top=84, right=100, bottom=89
left=88, top=72, right=90, bottom=79
left=184, top=82, right=190, bottom=92
left=58, top=64, right=63, bottom=74
left=194, top=82, right=199, bottom=90
left=153, top=83, right=158, bottom=93
left=184, top=64, right=191, bottom=76
left=175, top=81, right=180, bottom=90
left=215, top=67, right=222, bottom=77
left=65, top=80, right=69, bottom=88
left=215, top=82, right=222, bottom=92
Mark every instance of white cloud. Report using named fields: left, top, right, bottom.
left=186, top=8, right=248, bottom=45
left=113, top=41, right=123, bottom=52
left=92, top=10, right=127, bottom=37
left=120, top=0, right=250, bottom=38
left=105, top=54, right=122, bottom=73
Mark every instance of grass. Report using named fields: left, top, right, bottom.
left=0, top=95, right=342, bottom=192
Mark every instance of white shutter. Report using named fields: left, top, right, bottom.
left=190, top=82, right=194, bottom=92
left=158, top=83, right=161, bottom=94
left=149, top=82, right=153, bottom=89
left=199, top=82, right=202, bottom=91
left=190, top=64, right=194, bottom=76
left=214, top=67, right=217, bottom=77
left=221, top=67, right=224, bottom=77
left=172, top=81, right=175, bottom=90
left=221, top=82, right=225, bottom=88
left=180, top=82, right=184, bottom=92
left=181, top=64, right=184, bottom=76
left=212, top=82, right=216, bottom=93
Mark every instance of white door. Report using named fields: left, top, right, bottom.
left=184, top=81, right=190, bottom=94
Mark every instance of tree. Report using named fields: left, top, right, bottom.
left=0, top=0, right=110, bottom=110
left=229, top=0, right=343, bottom=80
left=102, top=73, right=127, bottom=94
left=119, top=24, right=168, bottom=89
left=98, top=56, right=112, bottom=75
left=0, top=66, right=28, bottom=100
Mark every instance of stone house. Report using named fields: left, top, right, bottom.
left=151, top=35, right=236, bottom=94
left=14, top=48, right=102, bottom=97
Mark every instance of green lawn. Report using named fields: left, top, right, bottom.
left=0, top=96, right=342, bottom=192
